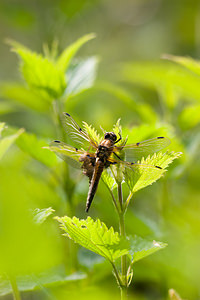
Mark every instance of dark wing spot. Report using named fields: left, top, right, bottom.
left=54, top=140, right=61, bottom=143
left=74, top=147, right=78, bottom=151
left=65, top=112, right=70, bottom=116
left=157, top=137, right=164, bottom=139
left=136, top=142, right=140, bottom=146
left=155, top=165, right=162, bottom=169
left=79, top=128, right=82, bottom=131
left=131, top=162, right=135, bottom=165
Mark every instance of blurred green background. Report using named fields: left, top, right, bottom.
left=0, top=0, right=200, bottom=299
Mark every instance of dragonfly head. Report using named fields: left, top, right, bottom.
left=104, top=132, right=117, bottom=142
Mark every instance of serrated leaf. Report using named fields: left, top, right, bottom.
left=65, top=56, right=99, bottom=98
left=16, top=132, right=58, bottom=167
left=0, top=125, right=24, bottom=160
left=57, top=33, right=96, bottom=72
left=82, top=122, right=101, bottom=144
left=124, top=151, right=181, bottom=193
left=56, top=216, right=129, bottom=263
left=11, top=43, right=66, bottom=100
left=33, top=207, right=55, bottom=225
left=113, top=119, right=122, bottom=136
left=128, top=235, right=167, bottom=264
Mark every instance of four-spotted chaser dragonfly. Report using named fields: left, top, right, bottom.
left=49, top=113, right=170, bottom=212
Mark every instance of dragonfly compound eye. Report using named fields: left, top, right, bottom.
left=104, top=133, right=111, bottom=139
left=104, top=132, right=117, bottom=141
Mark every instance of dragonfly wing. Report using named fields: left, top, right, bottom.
left=49, top=140, right=84, bottom=169
left=116, top=137, right=170, bottom=162
left=62, top=113, right=98, bottom=149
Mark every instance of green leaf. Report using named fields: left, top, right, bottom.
left=0, top=267, right=86, bottom=296
left=101, top=168, right=117, bottom=191
left=128, top=235, right=167, bottom=264
left=179, top=104, right=200, bottom=130
left=33, top=207, right=55, bottom=225
left=57, top=33, right=96, bottom=72
left=65, top=56, right=99, bottom=98
left=10, top=43, right=66, bottom=100
left=122, top=61, right=200, bottom=104
left=0, top=82, right=49, bottom=112
left=0, top=101, right=14, bottom=115
left=163, top=54, right=200, bottom=77
left=56, top=216, right=129, bottom=263
left=82, top=121, right=101, bottom=144
left=124, top=151, right=181, bottom=193
left=0, top=124, right=24, bottom=160
left=16, top=132, right=58, bottom=167
left=96, top=81, right=157, bottom=123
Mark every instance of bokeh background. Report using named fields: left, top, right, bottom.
left=0, top=0, right=200, bottom=299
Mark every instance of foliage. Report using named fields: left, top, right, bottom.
left=124, top=151, right=181, bottom=194
left=56, top=216, right=129, bottom=263
left=16, top=131, right=58, bottom=167
left=0, top=123, right=24, bottom=160
left=33, top=207, right=55, bottom=224
left=0, top=22, right=197, bottom=299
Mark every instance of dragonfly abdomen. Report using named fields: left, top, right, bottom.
left=85, top=159, right=104, bottom=212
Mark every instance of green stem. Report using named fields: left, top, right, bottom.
left=118, top=183, right=123, bottom=212
left=9, top=275, right=21, bottom=300
left=124, top=191, right=133, bottom=212
left=121, top=286, right=128, bottom=300
left=111, top=262, right=123, bottom=288
left=107, top=186, right=120, bottom=214
left=118, top=183, right=128, bottom=299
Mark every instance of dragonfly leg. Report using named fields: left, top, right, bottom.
left=115, top=133, right=122, bottom=144
left=113, top=152, right=123, bottom=161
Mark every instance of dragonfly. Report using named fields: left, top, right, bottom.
left=49, top=113, right=170, bottom=212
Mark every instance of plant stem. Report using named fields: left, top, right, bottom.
left=9, top=275, right=21, bottom=300
left=105, top=185, right=120, bottom=213
left=124, top=191, right=133, bottom=212
left=121, top=286, right=128, bottom=300
left=111, top=262, right=123, bottom=288
left=118, top=183, right=128, bottom=299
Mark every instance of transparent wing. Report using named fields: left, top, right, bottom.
left=62, top=113, right=98, bottom=149
left=107, top=157, right=164, bottom=193
left=108, top=156, right=163, bottom=170
left=115, top=137, right=170, bottom=162
left=49, top=140, right=85, bottom=169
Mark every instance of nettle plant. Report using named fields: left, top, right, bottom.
left=1, top=33, right=183, bottom=299
left=47, top=114, right=181, bottom=299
